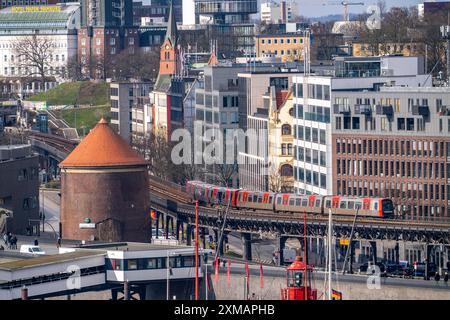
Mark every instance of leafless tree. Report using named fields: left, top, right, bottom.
left=13, top=35, right=56, bottom=89
left=66, top=55, right=85, bottom=81
left=214, top=163, right=238, bottom=187
left=268, top=164, right=283, bottom=193
left=111, top=49, right=160, bottom=81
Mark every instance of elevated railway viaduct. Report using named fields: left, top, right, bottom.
left=31, top=133, right=450, bottom=271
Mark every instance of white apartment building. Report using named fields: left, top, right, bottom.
left=0, top=4, right=80, bottom=94
left=261, top=0, right=298, bottom=24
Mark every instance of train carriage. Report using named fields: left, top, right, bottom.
left=237, top=191, right=275, bottom=211
left=187, top=181, right=395, bottom=219
left=275, top=194, right=323, bottom=214
left=323, top=196, right=395, bottom=218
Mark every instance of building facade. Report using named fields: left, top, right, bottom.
left=260, top=0, right=298, bottom=24
left=267, top=88, right=294, bottom=192
left=238, top=69, right=301, bottom=191
left=194, top=0, right=257, bottom=58
left=332, top=87, right=450, bottom=220
left=0, top=144, right=39, bottom=235
left=78, top=0, right=139, bottom=78
left=60, top=119, right=151, bottom=242
left=256, top=33, right=307, bottom=62
left=0, top=4, right=80, bottom=95
left=110, top=81, right=153, bottom=143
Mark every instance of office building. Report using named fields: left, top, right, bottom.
left=0, top=4, right=80, bottom=94
left=260, top=0, right=298, bottom=24
left=194, top=0, right=257, bottom=58
left=0, top=144, right=39, bottom=235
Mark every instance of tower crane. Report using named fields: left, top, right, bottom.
left=325, top=1, right=364, bottom=22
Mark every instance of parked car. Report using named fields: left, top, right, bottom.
left=20, top=245, right=46, bottom=256
left=413, top=262, right=436, bottom=278
left=151, top=228, right=176, bottom=240
left=359, top=262, right=386, bottom=275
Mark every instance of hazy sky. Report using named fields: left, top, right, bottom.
left=265, top=0, right=437, bottom=17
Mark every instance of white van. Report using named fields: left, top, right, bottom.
left=20, top=245, right=46, bottom=255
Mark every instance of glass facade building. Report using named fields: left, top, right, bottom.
left=194, top=0, right=257, bottom=58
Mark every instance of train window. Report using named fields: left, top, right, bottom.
left=289, top=199, right=295, bottom=206
left=325, top=200, right=331, bottom=208
left=348, top=201, right=354, bottom=209
left=277, top=197, right=282, bottom=205
left=340, top=201, right=346, bottom=209
left=296, top=198, right=301, bottom=206
left=374, top=202, right=378, bottom=210
left=269, top=196, right=273, bottom=203
left=301, top=199, right=308, bottom=207
left=355, top=202, right=362, bottom=210
left=258, top=196, right=262, bottom=203
left=315, top=199, right=321, bottom=207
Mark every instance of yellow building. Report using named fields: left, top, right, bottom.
left=256, top=34, right=307, bottom=62
left=266, top=88, right=294, bottom=193
left=352, top=42, right=424, bottom=57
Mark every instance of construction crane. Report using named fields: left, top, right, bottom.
left=325, top=1, right=364, bottom=22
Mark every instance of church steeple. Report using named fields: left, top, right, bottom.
left=165, top=0, right=178, bottom=47
left=158, top=0, right=180, bottom=76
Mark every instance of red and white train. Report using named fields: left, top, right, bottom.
left=186, top=181, right=395, bottom=219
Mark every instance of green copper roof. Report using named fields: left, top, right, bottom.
left=165, top=1, right=178, bottom=47
left=0, top=5, right=78, bottom=30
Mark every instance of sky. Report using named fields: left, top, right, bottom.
left=263, top=0, right=437, bottom=18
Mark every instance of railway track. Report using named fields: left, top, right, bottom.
left=149, top=180, right=450, bottom=230
left=28, top=131, right=78, bottom=154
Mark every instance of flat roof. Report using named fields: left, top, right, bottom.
left=0, top=144, right=30, bottom=151
left=79, top=242, right=195, bottom=252
left=0, top=250, right=104, bottom=271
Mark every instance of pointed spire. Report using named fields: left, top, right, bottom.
left=165, top=0, right=178, bottom=47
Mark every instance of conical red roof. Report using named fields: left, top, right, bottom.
left=60, top=118, right=148, bottom=168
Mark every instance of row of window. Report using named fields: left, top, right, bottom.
left=3, top=54, right=65, bottom=63
left=294, top=125, right=327, bottom=145
left=295, top=146, right=327, bottom=167
left=3, top=66, right=67, bottom=77
left=81, top=47, right=134, bottom=55
left=294, top=104, right=331, bottom=124
left=81, top=37, right=135, bottom=47
left=196, top=109, right=239, bottom=125
left=260, top=38, right=304, bottom=45
left=293, top=83, right=330, bottom=101
left=261, top=49, right=300, bottom=56
left=106, top=256, right=196, bottom=271
left=336, top=139, right=450, bottom=158
left=294, top=168, right=327, bottom=189
left=336, top=158, right=450, bottom=180
left=336, top=180, right=450, bottom=203
left=18, top=167, right=38, bottom=181
left=335, top=116, right=429, bottom=133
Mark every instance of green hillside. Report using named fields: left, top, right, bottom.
left=27, top=81, right=110, bottom=106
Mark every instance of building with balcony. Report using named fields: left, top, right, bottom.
left=332, top=86, right=450, bottom=220
left=194, top=0, right=257, bottom=58
left=293, top=56, right=432, bottom=197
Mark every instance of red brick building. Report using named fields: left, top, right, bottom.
left=59, top=118, right=150, bottom=242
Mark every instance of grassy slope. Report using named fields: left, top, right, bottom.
left=54, top=106, right=111, bottom=136
left=27, top=81, right=110, bottom=106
